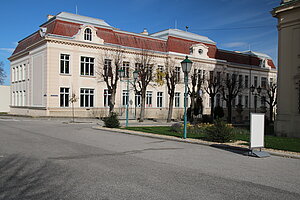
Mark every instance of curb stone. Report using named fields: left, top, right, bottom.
left=92, top=126, right=300, bottom=160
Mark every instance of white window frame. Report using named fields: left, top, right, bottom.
left=157, top=92, right=163, bottom=108
left=84, top=28, right=92, bottom=41
left=60, top=87, right=70, bottom=107
left=60, top=54, right=70, bottom=74
left=135, top=93, right=141, bottom=107
left=175, top=66, right=181, bottom=83
left=104, top=89, right=111, bottom=107
left=146, top=91, right=152, bottom=107
left=80, top=88, right=94, bottom=107
left=175, top=92, right=180, bottom=108
left=122, top=62, right=130, bottom=78
left=122, top=90, right=129, bottom=106
left=80, top=56, right=94, bottom=76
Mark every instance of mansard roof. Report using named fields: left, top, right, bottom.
left=10, top=12, right=276, bottom=69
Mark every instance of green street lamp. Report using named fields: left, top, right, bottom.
left=181, top=56, right=192, bottom=139
left=118, top=69, right=139, bottom=127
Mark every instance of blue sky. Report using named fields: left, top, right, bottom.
left=0, top=0, right=280, bottom=85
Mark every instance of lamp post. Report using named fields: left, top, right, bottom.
left=181, top=56, right=192, bottom=139
left=250, top=85, right=261, bottom=113
left=118, top=69, right=139, bottom=127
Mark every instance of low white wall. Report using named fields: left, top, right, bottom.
left=0, top=85, right=10, bottom=112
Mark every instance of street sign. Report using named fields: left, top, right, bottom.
left=250, top=113, right=265, bottom=149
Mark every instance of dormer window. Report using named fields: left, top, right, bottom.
left=84, top=28, right=92, bottom=41
left=198, top=49, right=203, bottom=55
left=189, top=47, right=193, bottom=54
left=260, top=59, right=266, bottom=68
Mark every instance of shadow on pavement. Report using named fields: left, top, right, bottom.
left=210, top=144, right=250, bottom=156
left=0, top=154, right=75, bottom=200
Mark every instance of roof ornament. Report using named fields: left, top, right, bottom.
left=39, top=27, right=47, bottom=37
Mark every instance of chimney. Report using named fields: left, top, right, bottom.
left=141, top=28, right=149, bottom=35
left=47, top=15, right=54, bottom=21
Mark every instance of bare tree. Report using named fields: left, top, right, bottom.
left=69, top=92, right=78, bottom=122
left=163, top=56, right=178, bottom=122
left=261, top=82, right=277, bottom=123
left=96, top=48, right=124, bottom=114
left=188, top=65, right=204, bottom=122
left=133, top=50, right=154, bottom=122
left=203, top=71, right=222, bottom=121
left=0, top=61, right=6, bottom=85
left=220, top=72, right=243, bottom=123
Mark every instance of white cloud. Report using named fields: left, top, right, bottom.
left=0, top=48, right=15, bottom=53
left=221, top=42, right=248, bottom=48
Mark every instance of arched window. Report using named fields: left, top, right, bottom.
left=84, top=28, right=92, bottom=41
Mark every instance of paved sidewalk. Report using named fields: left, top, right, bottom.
left=93, top=126, right=300, bottom=160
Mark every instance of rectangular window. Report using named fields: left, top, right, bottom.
left=80, top=56, right=94, bottom=76
left=157, top=92, right=163, bottom=108
left=19, top=91, right=23, bottom=106
left=238, top=95, right=242, bottom=105
left=146, top=64, right=153, bottom=80
left=239, top=75, right=243, bottom=88
left=270, top=78, right=274, bottom=86
left=104, top=89, right=111, bottom=107
left=80, top=88, right=94, bottom=107
left=245, top=95, right=248, bottom=108
left=217, top=72, right=221, bottom=83
left=175, top=92, right=180, bottom=107
left=209, top=71, right=214, bottom=81
left=203, top=70, right=206, bottom=80
left=12, top=68, right=14, bottom=82
left=175, top=67, right=181, bottom=83
left=16, top=91, right=18, bottom=106
left=261, top=77, right=267, bottom=88
left=23, top=90, right=26, bottom=106
left=122, top=90, right=129, bottom=106
left=16, top=67, right=19, bottom=81
left=198, top=69, right=202, bottom=81
left=14, top=67, right=17, bottom=82
left=146, top=91, right=152, bottom=107
left=104, top=59, right=112, bottom=77
left=122, top=62, right=130, bottom=78
left=157, top=65, right=164, bottom=81
left=60, top=54, right=70, bottom=74
left=19, top=65, right=22, bottom=81
left=254, top=76, right=258, bottom=87
left=216, top=94, right=221, bottom=106
left=135, top=63, right=141, bottom=71
left=232, top=97, right=236, bottom=108
left=245, top=75, right=249, bottom=88
left=135, top=93, right=141, bottom=107
left=261, top=96, right=266, bottom=106
left=60, top=87, right=70, bottom=107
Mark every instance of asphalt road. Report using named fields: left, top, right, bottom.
left=0, top=117, right=299, bottom=200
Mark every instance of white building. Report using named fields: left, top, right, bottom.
left=9, top=12, right=277, bottom=121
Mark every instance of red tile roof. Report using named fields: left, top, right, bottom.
left=11, top=19, right=276, bottom=69
left=215, top=49, right=261, bottom=66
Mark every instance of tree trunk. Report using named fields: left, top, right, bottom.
left=167, top=95, right=174, bottom=122
left=227, top=101, right=232, bottom=123
left=190, top=95, right=195, bottom=123
left=139, top=91, right=146, bottom=122
left=210, top=97, right=215, bottom=122
left=269, top=105, right=273, bottom=123
left=109, top=91, right=116, bottom=115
